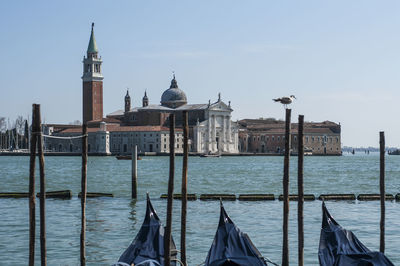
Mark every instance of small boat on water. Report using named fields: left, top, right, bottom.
left=319, top=202, right=394, bottom=266
left=115, top=155, right=142, bottom=160
left=388, top=149, right=400, bottom=155
left=113, top=194, right=177, bottom=266
left=200, top=153, right=221, bottom=158
left=204, top=201, right=274, bottom=266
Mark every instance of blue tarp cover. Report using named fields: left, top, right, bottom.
left=117, top=195, right=176, bottom=266
left=204, top=202, right=268, bottom=266
left=319, top=202, right=394, bottom=266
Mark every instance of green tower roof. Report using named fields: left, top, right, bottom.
left=87, top=23, right=98, bottom=54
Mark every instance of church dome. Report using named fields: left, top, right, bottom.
left=160, top=76, right=187, bottom=108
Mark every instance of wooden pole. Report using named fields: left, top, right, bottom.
left=181, top=111, right=189, bottom=266
left=282, top=108, right=291, bottom=266
left=164, top=113, right=175, bottom=266
left=35, top=105, right=47, bottom=266
left=132, top=145, right=138, bottom=199
left=29, top=104, right=38, bottom=266
left=297, top=115, right=304, bottom=266
left=379, top=131, right=385, bottom=253
left=80, top=124, right=88, bottom=266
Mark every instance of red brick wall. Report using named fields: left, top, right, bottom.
left=83, top=81, right=103, bottom=123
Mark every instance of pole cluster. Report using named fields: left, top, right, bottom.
left=28, top=104, right=47, bottom=266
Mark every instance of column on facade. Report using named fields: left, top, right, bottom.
left=213, top=115, right=217, bottom=151
left=222, top=115, right=226, bottom=151
left=227, top=116, right=232, bottom=142
left=207, top=116, right=212, bottom=153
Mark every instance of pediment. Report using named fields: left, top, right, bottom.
left=208, top=101, right=232, bottom=111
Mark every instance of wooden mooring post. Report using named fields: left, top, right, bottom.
left=297, top=115, right=304, bottom=266
left=181, top=111, right=188, bottom=266
left=379, top=131, right=385, bottom=253
left=132, top=145, right=138, bottom=199
left=29, top=104, right=38, bottom=266
left=36, top=105, right=47, bottom=266
left=282, top=108, right=291, bottom=266
left=164, top=113, right=175, bottom=266
left=81, top=124, right=88, bottom=266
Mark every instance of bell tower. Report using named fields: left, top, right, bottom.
left=82, top=23, right=104, bottom=124
left=125, top=89, right=131, bottom=112
left=142, top=90, right=149, bottom=107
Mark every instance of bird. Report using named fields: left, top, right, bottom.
left=273, top=95, right=296, bottom=108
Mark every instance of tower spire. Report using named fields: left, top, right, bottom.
left=87, top=22, right=98, bottom=54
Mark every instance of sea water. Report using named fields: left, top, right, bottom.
left=1, top=154, right=399, bottom=265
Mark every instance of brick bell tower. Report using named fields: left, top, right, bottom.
left=82, top=23, right=104, bottom=124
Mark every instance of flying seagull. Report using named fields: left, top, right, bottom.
left=273, top=95, right=296, bottom=108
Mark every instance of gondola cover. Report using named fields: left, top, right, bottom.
left=204, top=202, right=268, bottom=266
left=115, top=194, right=176, bottom=266
left=319, top=202, right=394, bottom=266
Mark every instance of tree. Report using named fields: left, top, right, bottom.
left=0, top=117, right=6, bottom=133
left=15, top=116, right=24, bottom=135
left=24, top=120, right=29, bottom=149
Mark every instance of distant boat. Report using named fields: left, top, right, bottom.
left=318, top=202, right=394, bottom=266
left=200, top=153, right=221, bottom=158
left=115, top=155, right=142, bottom=160
left=388, top=149, right=400, bottom=155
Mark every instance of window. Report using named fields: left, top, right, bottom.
left=312, top=137, right=314, bottom=142
left=294, top=136, right=297, bottom=141
left=272, top=136, right=275, bottom=141
left=278, top=136, right=280, bottom=141
left=306, top=137, right=309, bottom=143
left=164, top=144, right=167, bottom=149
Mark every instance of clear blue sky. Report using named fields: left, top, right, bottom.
left=1, top=1, right=399, bottom=147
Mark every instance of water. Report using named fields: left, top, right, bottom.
left=1, top=154, right=400, bottom=265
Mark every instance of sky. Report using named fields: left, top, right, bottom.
left=0, top=1, right=400, bottom=147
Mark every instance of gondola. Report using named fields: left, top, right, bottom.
left=204, top=201, right=271, bottom=266
left=113, top=194, right=176, bottom=266
left=319, top=202, right=394, bottom=266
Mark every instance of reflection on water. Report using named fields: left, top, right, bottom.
left=129, top=199, right=138, bottom=230
left=0, top=154, right=400, bottom=265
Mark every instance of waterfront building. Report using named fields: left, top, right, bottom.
left=238, top=119, right=341, bottom=155
left=107, top=78, right=239, bottom=154
left=43, top=24, right=239, bottom=155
